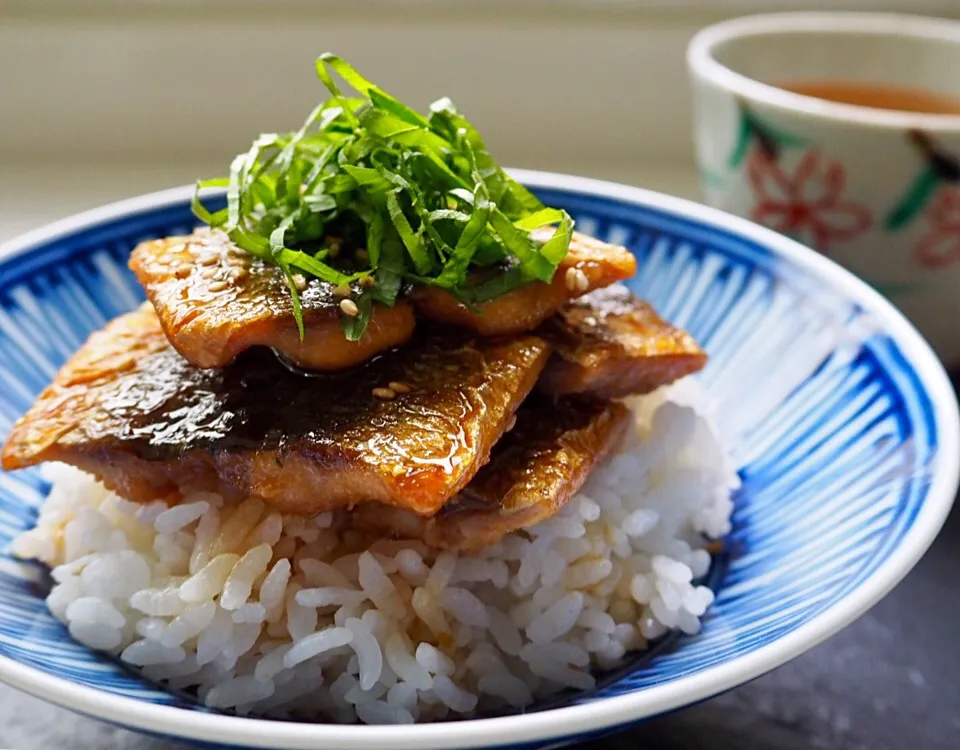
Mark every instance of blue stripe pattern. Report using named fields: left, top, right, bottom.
left=0, top=187, right=942, bottom=745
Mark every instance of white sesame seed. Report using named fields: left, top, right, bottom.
left=372, top=387, right=396, bottom=400
left=200, top=268, right=218, bottom=280
left=340, top=298, right=360, bottom=317
left=174, top=265, right=191, bottom=279
left=388, top=381, right=410, bottom=394
left=292, top=274, right=308, bottom=291
left=208, top=280, right=229, bottom=293
left=333, top=284, right=352, bottom=298
left=229, top=267, right=248, bottom=282
left=197, top=254, right=219, bottom=267
left=565, top=267, right=589, bottom=294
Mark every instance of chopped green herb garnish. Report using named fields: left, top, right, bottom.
left=193, top=53, right=573, bottom=339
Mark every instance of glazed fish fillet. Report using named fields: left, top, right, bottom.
left=409, top=230, right=637, bottom=336
left=130, top=229, right=416, bottom=370
left=348, top=396, right=630, bottom=550
left=1, top=304, right=550, bottom=516
left=132, top=228, right=634, bottom=371
left=538, top=285, right=707, bottom=399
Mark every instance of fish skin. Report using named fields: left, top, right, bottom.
left=409, top=230, right=637, bottom=336
left=130, top=228, right=636, bottom=371
left=129, top=229, right=416, bottom=370
left=538, top=285, right=707, bottom=399
left=347, top=395, right=631, bottom=550
left=1, top=303, right=551, bottom=516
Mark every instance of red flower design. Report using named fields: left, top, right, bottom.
left=913, top=188, right=960, bottom=269
left=747, top=149, right=873, bottom=253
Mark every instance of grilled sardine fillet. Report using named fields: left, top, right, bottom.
left=130, top=230, right=416, bottom=370
left=410, top=230, right=637, bottom=336
left=348, top=396, right=630, bottom=550
left=1, top=304, right=550, bottom=516
left=539, top=285, right=707, bottom=399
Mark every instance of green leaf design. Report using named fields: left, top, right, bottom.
left=727, top=105, right=806, bottom=169
left=885, top=166, right=940, bottom=232
left=727, top=111, right=753, bottom=170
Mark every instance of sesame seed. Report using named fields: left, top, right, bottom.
left=229, top=267, right=248, bottom=282
left=388, top=381, right=410, bottom=394
left=359, top=275, right=376, bottom=289
left=565, top=267, right=589, bottom=294
left=207, top=280, right=229, bottom=292
left=174, top=265, right=191, bottom=279
left=506, top=414, right=517, bottom=432
left=332, top=283, right=352, bottom=298
left=197, top=253, right=219, bottom=267
left=340, top=298, right=360, bottom=317
left=200, top=267, right=218, bottom=280
left=292, top=274, right=307, bottom=291
left=372, top=387, right=396, bottom=400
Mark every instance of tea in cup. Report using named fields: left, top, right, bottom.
left=688, top=12, right=960, bottom=365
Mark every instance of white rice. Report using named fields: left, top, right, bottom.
left=12, top=380, right=737, bottom=723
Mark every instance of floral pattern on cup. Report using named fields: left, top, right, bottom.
left=747, top=149, right=873, bottom=254
left=913, top=187, right=960, bottom=269
left=728, top=105, right=873, bottom=254
left=885, top=131, right=960, bottom=231
left=688, top=14, right=960, bottom=365
left=878, top=131, right=960, bottom=269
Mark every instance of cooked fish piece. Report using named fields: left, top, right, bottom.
left=347, top=396, right=630, bottom=550
left=130, top=229, right=416, bottom=370
left=1, top=304, right=551, bottom=516
left=538, top=285, right=707, bottom=399
left=410, top=230, right=637, bottom=336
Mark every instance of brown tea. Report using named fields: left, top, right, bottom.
left=779, top=80, right=960, bottom=115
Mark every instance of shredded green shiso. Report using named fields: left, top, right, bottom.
left=192, top=54, right=574, bottom=341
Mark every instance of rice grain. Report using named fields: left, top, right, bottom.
left=19, top=380, right=737, bottom=725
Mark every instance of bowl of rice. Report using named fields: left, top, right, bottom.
left=0, top=170, right=955, bottom=750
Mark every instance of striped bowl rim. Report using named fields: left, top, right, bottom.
left=0, top=169, right=955, bottom=750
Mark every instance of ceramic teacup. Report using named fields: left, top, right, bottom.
left=688, top=12, right=960, bottom=366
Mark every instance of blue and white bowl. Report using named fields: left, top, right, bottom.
left=0, top=171, right=956, bottom=749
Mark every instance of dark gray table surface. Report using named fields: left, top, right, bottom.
left=601, top=500, right=960, bottom=750
left=1, top=406, right=957, bottom=750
